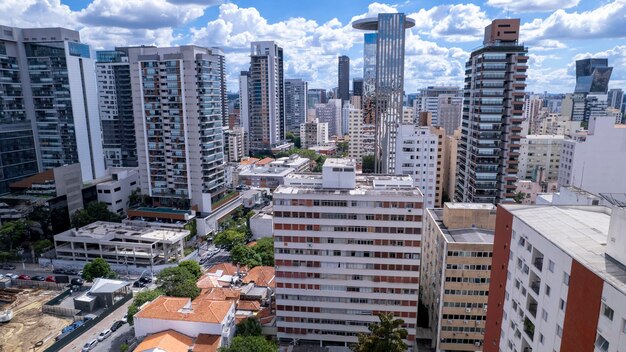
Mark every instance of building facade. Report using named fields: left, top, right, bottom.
left=518, top=135, right=564, bottom=182
left=300, top=119, right=329, bottom=149
left=128, top=45, right=226, bottom=213
left=223, top=126, right=246, bottom=163
left=338, top=56, right=350, bottom=104
left=455, top=19, right=528, bottom=204
left=484, top=204, right=626, bottom=352
left=421, top=203, right=496, bottom=352
left=96, top=167, right=139, bottom=215
left=274, top=159, right=423, bottom=348
left=247, top=41, right=285, bottom=153
left=416, top=86, right=462, bottom=133
left=314, top=99, right=342, bottom=138
left=285, top=78, right=307, bottom=136
left=96, top=48, right=138, bottom=168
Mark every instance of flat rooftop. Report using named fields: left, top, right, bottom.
left=134, top=207, right=191, bottom=215
left=276, top=174, right=420, bottom=197
left=430, top=209, right=495, bottom=244
left=503, top=205, right=626, bottom=295
left=55, top=221, right=189, bottom=243
left=239, top=167, right=294, bottom=177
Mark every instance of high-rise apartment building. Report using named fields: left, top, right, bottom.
left=284, top=79, right=307, bottom=136
left=338, top=56, right=350, bottom=104
left=484, top=204, right=626, bottom=352
left=353, top=14, right=415, bottom=174
left=299, top=119, right=328, bottom=149
left=307, top=88, right=326, bottom=109
left=247, top=41, right=284, bottom=153
left=522, top=95, right=544, bottom=136
left=455, top=19, right=528, bottom=204
left=0, top=26, right=105, bottom=186
left=274, top=159, right=423, bottom=348
left=239, top=71, right=250, bottom=152
left=395, top=123, right=444, bottom=208
left=518, top=135, right=563, bottom=182
left=443, top=128, right=461, bottom=202
left=607, top=88, right=623, bottom=112
left=223, top=126, right=245, bottom=163
left=416, top=86, right=463, bottom=133
left=347, top=107, right=374, bottom=161
left=96, top=48, right=138, bottom=168
left=421, top=203, right=496, bottom=352
left=314, top=99, right=342, bottom=138
left=128, top=45, right=225, bottom=213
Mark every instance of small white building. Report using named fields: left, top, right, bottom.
left=95, top=167, right=139, bottom=215
left=249, top=206, right=273, bottom=240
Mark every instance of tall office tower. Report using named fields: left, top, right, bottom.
left=299, top=119, right=328, bottom=149
left=239, top=71, right=250, bottom=152
left=0, top=28, right=39, bottom=194
left=484, top=204, right=626, bottom=352
left=307, top=88, right=326, bottom=109
left=352, top=78, right=363, bottom=98
left=274, top=159, right=423, bottom=348
left=455, top=19, right=528, bottom=204
left=284, top=79, right=307, bottom=136
left=314, top=99, right=342, bottom=137
left=421, top=203, right=496, bottom=352
left=558, top=115, right=626, bottom=194
left=571, top=58, right=613, bottom=124
left=96, top=48, right=137, bottom=168
left=128, top=45, right=225, bottom=213
left=608, top=88, right=623, bottom=112
left=416, top=86, right=463, bottom=130
left=353, top=14, right=415, bottom=174
left=337, top=55, right=350, bottom=104
left=518, top=135, right=563, bottom=182
left=247, top=41, right=285, bottom=153
left=395, top=122, right=444, bottom=208
left=0, top=26, right=105, bottom=185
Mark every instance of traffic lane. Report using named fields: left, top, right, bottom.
left=60, top=299, right=133, bottom=352
left=201, top=251, right=231, bottom=268
left=91, top=323, right=134, bottom=352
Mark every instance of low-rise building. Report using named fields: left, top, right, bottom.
left=95, top=167, right=139, bottom=215
left=420, top=203, right=496, bottom=352
left=268, top=155, right=310, bottom=173
left=238, top=167, right=295, bottom=191
left=54, top=221, right=188, bottom=266
left=249, top=207, right=273, bottom=240
left=73, top=278, right=131, bottom=313
left=485, top=204, right=626, bottom=352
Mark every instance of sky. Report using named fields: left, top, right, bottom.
left=2, top=0, right=625, bottom=94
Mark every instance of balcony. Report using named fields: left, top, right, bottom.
left=532, top=249, right=544, bottom=272
left=523, top=317, right=535, bottom=341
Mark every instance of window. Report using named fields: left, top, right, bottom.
left=563, top=272, right=570, bottom=286
left=559, top=299, right=565, bottom=311
left=622, top=319, right=626, bottom=334
left=540, top=334, right=544, bottom=344
left=542, top=309, right=548, bottom=321
left=594, top=334, right=609, bottom=352
left=548, top=260, right=555, bottom=272
left=545, top=285, right=551, bottom=296
left=556, top=325, right=563, bottom=337
left=602, top=303, right=614, bottom=321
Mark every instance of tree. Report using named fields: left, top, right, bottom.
left=32, top=239, right=52, bottom=255
left=127, top=289, right=163, bottom=325
left=156, top=265, right=199, bottom=299
left=362, top=155, right=375, bottom=174
left=82, top=258, right=116, bottom=281
left=231, top=245, right=262, bottom=268
left=128, top=188, right=149, bottom=208
left=0, top=219, right=28, bottom=251
left=235, top=317, right=262, bottom=337
left=178, top=260, right=202, bottom=281
left=253, top=237, right=274, bottom=266
left=214, top=229, right=247, bottom=250
left=71, top=202, right=123, bottom=228
left=513, top=191, right=526, bottom=204
left=285, top=132, right=301, bottom=149
left=353, top=313, right=408, bottom=352
left=218, top=336, right=277, bottom=352
left=167, top=279, right=200, bottom=300
left=337, top=140, right=349, bottom=157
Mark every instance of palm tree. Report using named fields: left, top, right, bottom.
left=352, top=313, right=408, bottom=352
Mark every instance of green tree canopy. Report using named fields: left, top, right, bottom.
left=285, top=132, right=301, bottom=148
left=362, top=154, right=375, bottom=174
left=167, top=279, right=200, bottom=300
left=252, top=237, right=274, bottom=266
left=82, top=258, right=117, bottom=281
left=214, top=229, right=247, bottom=250
left=231, top=245, right=262, bottom=268
left=353, top=313, right=408, bottom=352
left=156, top=265, right=200, bottom=299
left=127, top=289, right=163, bottom=325
left=218, top=336, right=277, bottom=352
left=235, top=317, right=263, bottom=337
left=178, top=260, right=202, bottom=280
left=71, top=202, right=123, bottom=228
left=0, top=219, right=28, bottom=251
left=32, top=239, right=52, bottom=255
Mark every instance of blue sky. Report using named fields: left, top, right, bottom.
left=2, top=0, right=625, bottom=93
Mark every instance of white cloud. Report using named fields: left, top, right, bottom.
left=0, top=0, right=75, bottom=28
left=409, top=4, right=491, bottom=42
left=486, top=0, right=580, bottom=12
left=532, top=39, right=567, bottom=51
left=521, top=0, right=626, bottom=43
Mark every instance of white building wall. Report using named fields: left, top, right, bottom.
left=598, top=283, right=626, bottom=352
left=96, top=168, right=140, bottom=215
left=518, top=135, right=564, bottom=182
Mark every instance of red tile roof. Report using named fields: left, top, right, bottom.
left=193, top=334, right=221, bottom=352
left=243, top=266, right=275, bottom=288
left=255, top=157, right=275, bottom=166
left=135, top=296, right=233, bottom=324
left=237, top=300, right=261, bottom=311
left=135, top=330, right=193, bottom=352
left=206, top=262, right=241, bottom=276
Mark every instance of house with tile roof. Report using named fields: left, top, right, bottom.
left=134, top=329, right=222, bottom=352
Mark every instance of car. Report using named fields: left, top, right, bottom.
left=17, top=274, right=31, bottom=280
left=31, top=276, right=45, bottom=281
left=45, top=276, right=56, bottom=283
left=70, top=278, right=84, bottom=286
left=4, top=273, right=18, bottom=280
left=81, top=339, right=98, bottom=351
left=66, top=269, right=79, bottom=276
left=52, top=268, right=66, bottom=274
left=133, top=280, right=145, bottom=288
left=97, top=329, right=112, bottom=342
left=139, top=276, right=152, bottom=284
left=110, top=320, right=124, bottom=332
left=1, top=264, right=15, bottom=270
left=121, top=314, right=128, bottom=324
left=61, top=321, right=84, bottom=334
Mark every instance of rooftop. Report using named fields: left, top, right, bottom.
left=276, top=174, right=420, bottom=197
left=89, top=278, right=129, bottom=294
left=135, top=330, right=193, bottom=352
left=429, top=209, right=495, bottom=244
left=239, top=167, right=295, bottom=177
left=242, top=266, right=275, bottom=288
left=503, top=204, right=626, bottom=295
left=55, top=221, right=189, bottom=243
left=135, top=296, right=233, bottom=324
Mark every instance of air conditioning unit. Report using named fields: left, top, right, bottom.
left=466, top=308, right=472, bottom=313
left=476, top=320, right=481, bottom=325
left=474, top=341, right=481, bottom=347
left=448, top=319, right=452, bottom=323
left=464, top=320, right=468, bottom=324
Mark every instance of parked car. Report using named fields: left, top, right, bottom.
left=81, top=339, right=98, bottom=351
left=1, top=264, right=15, bottom=270
left=133, top=280, right=145, bottom=288
left=66, top=269, right=79, bottom=276
left=4, top=273, right=18, bottom=280
left=121, top=314, right=128, bottom=324
left=45, top=276, right=56, bottom=283
left=52, top=268, right=66, bottom=274
left=17, top=274, right=31, bottom=280
left=97, top=329, right=112, bottom=342
left=61, top=321, right=84, bottom=334
left=139, top=276, right=152, bottom=284
left=31, top=276, right=45, bottom=281
left=70, top=278, right=84, bottom=286
left=110, top=320, right=124, bottom=332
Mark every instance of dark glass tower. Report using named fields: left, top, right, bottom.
left=337, top=55, right=350, bottom=104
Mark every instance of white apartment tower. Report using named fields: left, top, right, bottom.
left=518, top=135, right=564, bottom=182
left=274, top=159, right=423, bottom=348
left=128, top=45, right=226, bottom=213
left=314, top=99, right=342, bottom=138
left=416, top=86, right=462, bottom=134
left=300, top=119, right=328, bottom=149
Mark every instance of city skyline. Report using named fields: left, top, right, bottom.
left=1, top=1, right=624, bottom=94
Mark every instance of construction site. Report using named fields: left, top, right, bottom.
left=0, top=287, right=72, bottom=352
